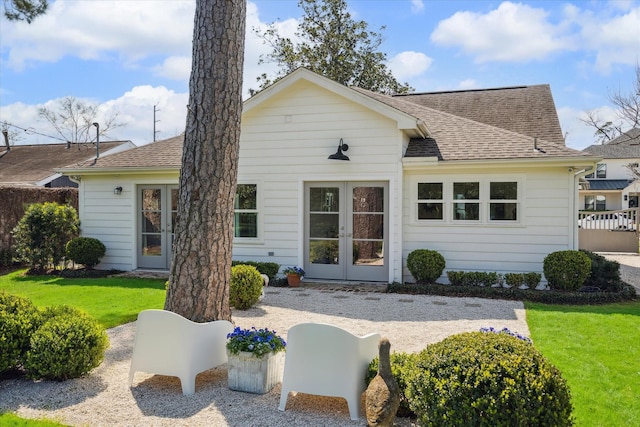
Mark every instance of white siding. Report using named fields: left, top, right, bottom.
left=236, top=80, right=405, bottom=281
left=402, top=166, right=576, bottom=283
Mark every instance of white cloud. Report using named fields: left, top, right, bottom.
left=557, top=105, right=623, bottom=150
left=2, top=1, right=195, bottom=71
left=153, top=56, right=192, bottom=81
left=388, top=51, right=433, bottom=81
left=431, top=2, right=573, bottom=62
left=411, top=0, right=424, bottom=14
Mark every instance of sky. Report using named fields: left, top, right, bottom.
left=1, top=0, right=639, bottom=150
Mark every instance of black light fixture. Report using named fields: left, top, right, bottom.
left=328, top=138, right=349, bottom=161
left=114, top=186, right=123, bottom=195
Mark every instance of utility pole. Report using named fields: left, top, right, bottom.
left=153, top=104, right=161, bottom=142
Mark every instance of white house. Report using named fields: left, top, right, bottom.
left=58, top=68, right=597, bottom=283
left=581, top=128, right=640, bottom=210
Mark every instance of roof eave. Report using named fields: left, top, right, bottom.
left=402, top=155, right=601, bottom=170
left=56, top=166, right=180, bottom=175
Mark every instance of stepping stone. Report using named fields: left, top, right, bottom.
left=432, top=301, right=447, bottom=305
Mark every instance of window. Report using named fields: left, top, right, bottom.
left=453, top=182, right=479, bottom=221
left=596, top=163, right=606, bottom=178
left=234, top=184, right=258, bottom=238
left=489, top=182, right=518, bottom=221
left=417, top=182, right=443, bottom=220
left=585, top=195, right=606, bottom=211
left=415, top=178, right=520, bottom=224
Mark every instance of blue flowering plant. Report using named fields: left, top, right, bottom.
left=283, top=266, right=305, bottom=277
left=480, top=326, right=532, bottom=343
left=226, top=326, right=286, bottom=358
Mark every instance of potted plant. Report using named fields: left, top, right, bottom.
left=226, top=326, right=286, bottom=394
left=283, top=266, right=305, bottom=287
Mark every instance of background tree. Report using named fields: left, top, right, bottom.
left=164, top=0, right=246, bottom=322
left=38, top=97, right=124, bottom=144
left=3, top=0, right=48, bottom=23
left=253, top=0, right=412, bottom=95
left=582, top=64, right=640, bottom=144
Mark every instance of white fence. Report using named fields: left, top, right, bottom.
left=578, top=208, right=639, bottom=253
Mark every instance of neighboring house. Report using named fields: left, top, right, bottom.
left=0, top=141, right=135, bottom=187
left=58, top=68, right=597, bottom=283
left=581, top=128, right=640, bottom=210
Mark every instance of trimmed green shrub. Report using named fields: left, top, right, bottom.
left=24, top=311, right=109, bottom=381
left=0, top=293, right=42, bottom=373
left=366, top=351, right=417, bottom=417
left=580, top=250, right=623, bottom=292
left=524, top=272, right=542, bottom=288
left=446, top=271, right=466, bottom=286
left=12, top=202, right=79, bottom=273
left=229, top=264, right=264, bottom=310
left=504, top=272, right=524, bottom=287
left=66, top=237, right=106, bottom=269
left=406, top=249, right=445, bottom=284
left=544, top=250, right=591, bottom=291
left=231, top=261, right=280, bottom=282
left=405, top=332, right=574, bottom=426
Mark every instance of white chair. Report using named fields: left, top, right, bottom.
left=128, top=309, right=233, bottom=395
left=278, top=323, right=381, bottom=420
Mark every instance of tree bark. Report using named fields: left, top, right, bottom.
left=164, top=0, right=246, bottom=322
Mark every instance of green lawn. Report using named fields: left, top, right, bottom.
left=0, top=413, right=66, bottom=427
left=526, top=301, right=640, bottom=427
left=0, top=269, right=166, bottom=328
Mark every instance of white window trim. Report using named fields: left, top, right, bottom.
left=234, top=180, right=264, bottom=244
left=412, top=176, right=523, bottom=226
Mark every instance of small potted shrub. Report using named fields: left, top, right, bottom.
left=226, top=326, right=286, bottom=394
left=283, top=266, right=305, bottom=287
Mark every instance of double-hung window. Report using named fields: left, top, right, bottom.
left=234, top=184, right=258, bottom=238
left=453, top=182, right=479, bottom=221
left=417, top=183, right=443, bottom=220
left=489, top=182, right=518, bottom=221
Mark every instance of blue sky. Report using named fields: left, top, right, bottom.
left=1, top=0, right=639, bottom=150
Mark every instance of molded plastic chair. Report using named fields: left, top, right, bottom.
left=278, top=322, right=381, bottom=420
left=128, top=309, right=233, bottom=395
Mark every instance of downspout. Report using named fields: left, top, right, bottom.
left=569, top=166, right=594, bottom=249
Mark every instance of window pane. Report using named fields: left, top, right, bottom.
left=310, top=240, right=339, bottom=264
left=234, top=212, right=257, bottom=237
left=352, top=187, right=384, bottom=212
left=142, top=212, right=161, bottom=233
left=141, top=235, right=161, bottom=256
left=353, top=241, right=383, bottom=265
left=453, top=182, right=479, bottom=200
left=141, top=189, right=161, bottom=210
left=418, top=183, right=442, bottom=200
left=490, top=182, right=517, bottom=200
left=453, top=203, right=479, bottom=220
left=596, top=195, right=606, bottom=210
left=490, top=203, right=518, bottom=221
left=352, top=214, right=383, bottom=239
left=585, top=195, right=595, bottom=210
left=418, top=203, right=443, bottom=220
left=310, top=187, right=339, bottom=212
left=596, top=164, right=606, bottom=178
left=309, top=213, right=339, bottom=238
left=235, top=184, right=257, bottom=210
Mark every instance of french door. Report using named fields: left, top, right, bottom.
left=304, top=182, right=388, bottom=281
left=137, top=185, right=178, bottom=269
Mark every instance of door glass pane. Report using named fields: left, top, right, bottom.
left=352, top=187, right=384, bottom=212
left=141, top=235, right=162, bottom=256
left=353, top=241, right=383, bottom=265
left=310, top=240, right=339, bottom=264
left=142, top=212, right=161, bottom=233
left=309, top=213, right=339, bottom=238
left=142, top=189, right=161, bottom=210
left=352, top=214, right=383, bottom=239
left=310, top=187, right=339, bottom=212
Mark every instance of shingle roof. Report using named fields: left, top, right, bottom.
left=0, top=141, right=130, bottom=185
left=72, top=134, right=184, bottom=169
left=394, top=85, right=565, bottom=145
left=353, top=87, right=589, bottom=161
left=583, top=128, right=640, bottom=158
left=586, top=179, right=634, bottom=191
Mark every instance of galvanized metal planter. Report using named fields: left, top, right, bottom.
left=227, top=350, right=284, bottom=394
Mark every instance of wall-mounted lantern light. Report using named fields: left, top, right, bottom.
left=114, top=186, right=123, bottom=195
left=328, top=138, right=350, bottom=161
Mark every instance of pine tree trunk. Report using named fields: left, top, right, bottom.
left=164, top=0, right=246, bottom=322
